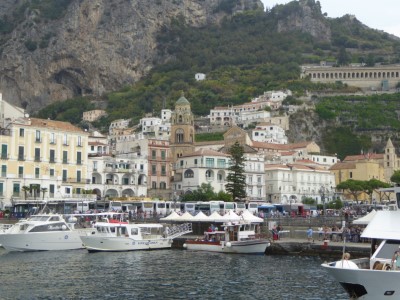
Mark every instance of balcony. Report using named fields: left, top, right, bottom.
left=35, top=138, right=42, bottom=143
left=34, top=156, right=41, bottom=162
left=18, top=155, right=25, bottom=161
left=1, top=153, right=8, bottom=160
left=49, top=158, right=56, bottom=163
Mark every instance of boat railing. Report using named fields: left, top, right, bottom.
left=166, top=223, right=192, bottom=239
left=0, top=223, right=13, bottom=233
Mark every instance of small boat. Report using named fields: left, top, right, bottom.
left=183, top=221, right=270, bottom=254
left=322, top=196, right=400, bottom=300
left=80, top=219, right=192, bottom=252
left=0, top=214, right=87, bottom=251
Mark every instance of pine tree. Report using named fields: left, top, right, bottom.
left=226, top=142, right=247, bottom=202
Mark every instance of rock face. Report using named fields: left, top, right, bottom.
left=276, top=0, right=331, bottom=42
left=0, top=0, right=263, bottom=112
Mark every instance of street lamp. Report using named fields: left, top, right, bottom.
left=319, top=186, right=326, bottom=220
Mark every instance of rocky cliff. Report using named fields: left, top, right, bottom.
left=0, top=0, right=263, bottom=112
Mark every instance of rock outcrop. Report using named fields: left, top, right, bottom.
left=0, top=0, right=263, bottom=112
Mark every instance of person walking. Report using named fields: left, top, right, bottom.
left=307, top=226, right=313, bottom=242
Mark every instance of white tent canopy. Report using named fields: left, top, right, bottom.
left=218, top=211, right=241, bottom=222
left=179, top=212, right=194, bottom=222
left=241, top=210, right=264, bottom=223
left=159, top=211, right=181, bottom=222
left=192, top=211, right=210, bottom=222
left=208, top=211, right=223, bottom=222
left=353, top=209, right=376, bottom=225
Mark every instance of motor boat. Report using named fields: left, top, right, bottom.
left=80, top=219, right=192, bottom=252
left=0, top=214, right=86, bottom=251
left=183, top=221, right=270, bottom=254
left=322, top=196, right=400, bottom=299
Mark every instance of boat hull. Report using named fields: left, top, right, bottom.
left=184, top=239, right=270, bottom=254
left=322, top=263, right=400, bottom=299
left=80, top=236, right=173, bottom=252
left=0, top=232, right=84, bottom=251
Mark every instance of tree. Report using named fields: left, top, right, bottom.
left=337, top=47, right=351, bottom=66
left=390, top=170, right=400, bottom=186
left=21, top=186, right=30, bottom=200
left=41, top=187, right=48, bottom=200
left=226, top=142, right=247, bottom=202
left=364, top=179, right=390, bottom=203
left=336, top=179, right=365, bottom=203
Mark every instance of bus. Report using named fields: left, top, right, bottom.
left=180, top=202, right=196, bottom=214
left=222, top=202, right=236, bottom=214
left=236, top=202, right=246, bottom=214
left=257, top=204, right=275, bottom=216
left=246, top=202, right=259, bottom=214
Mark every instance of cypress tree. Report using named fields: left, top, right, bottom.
left=226, top=142, right=247, bottom=202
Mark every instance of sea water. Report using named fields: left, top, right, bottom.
left=0, top=248, right=348, bottom=300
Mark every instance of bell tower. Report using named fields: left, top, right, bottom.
left=170, top=93, right=195, bottom=162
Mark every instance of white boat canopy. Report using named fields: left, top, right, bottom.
left=352, top=209, right=376, bottom=225
left=361, top=210, right=400, bottom=240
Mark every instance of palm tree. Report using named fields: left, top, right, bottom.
left=41, top=187, right=48, bottom=200
left=21, top=186, right=30, bottom=200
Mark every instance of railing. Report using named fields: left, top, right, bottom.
left=166, top=223, right=193, bottom=239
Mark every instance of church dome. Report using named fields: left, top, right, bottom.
left=175, top=95, right=190, bottom=106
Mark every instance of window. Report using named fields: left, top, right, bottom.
left=62, top=170, right=67, bottom=182
left=50, top=133, right=56, bottom=144
left=18, top=166, right=23, bottom=178
left=151, top=165, right=157, bottom=176
left=35, top=130, right=41, bottom=142
left=0, top=182, right=3, bottom=196
left=50, top=149, right=55, bottom=163
left=18, top=146, right=24, bottom=161
left=35, top=167, right=40, bottom=179
left=50, top=169, right=55, bottom=177
left=77, top=151, right=82, bottom=165
left=152, top=150, right=156, bottom=159
left=350, top=172, right=353, bottom=179
left=194, top=159, right=198, bottom=165
left=77, top=170, right=81, bottom=183
left=217, top=159, right=226, bottom=168
left=93, top=161, right=98, bottom=171
left=205, top=158, right=214, bottom=168
left=176, top=129, right=184, bottom=143
left=205, top=169, right=213, bottom=180
left=161, top=165, right=166, bottom=176
left=49, top=184, right=55, bottom=197
left=123, top=177, right=129, bottom=185
left=63, top=134, right=68, bottom=145
left=1, top=144, right=7, bottom=159
left=160, top=182, right=166, bottom=189
left=1, top=165, right=6, bottom=177
left=161, top=150, right=166, bottom=160
left=184, top=169, right=194, bottom=178
left=19, top=128, right=24, bottom=137
left=13, top=183, right=20, bottom=197
left=152, top=181, right=157, bottom=189
left=77, top=136, right=82, bottom=147
left=63, top=151, right=68, bottom=164
left=34, top=148, right=40, bottom=162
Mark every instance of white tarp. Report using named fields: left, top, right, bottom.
left=241, top=210, right=264, bottom=223
left=352, top=209, right=376, bottom=225
left=361, top=210, right=400, bottom=240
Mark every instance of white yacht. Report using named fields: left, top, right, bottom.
left=80, top=220, right=192, bottom=252
left=0, top=214, right=86, bottom=251
left=322, top=187, right=400, bottom=300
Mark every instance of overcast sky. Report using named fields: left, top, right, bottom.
left=261, top=0, right=400, bottom=37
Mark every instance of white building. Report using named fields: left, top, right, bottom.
left=161, top=109, right=172, bottom=122
left=209, top=106, right=235, bottom=127
left=109, top=119, right=130, bottom=134
left=0, top=93, right=25, bottom=127
left=195, top=73, right=206, bottom=81
left=244, top=153, right=266, bottom=201
left=265, top=162, right=336, bottom=204
left=172, top=149, right=230, bottom=195
left=251, top=123, right=288, bottom=144
left=237, top=110, right=271, bottom=128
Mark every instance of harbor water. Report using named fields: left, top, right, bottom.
left=0, top=248, right=348, bottom=300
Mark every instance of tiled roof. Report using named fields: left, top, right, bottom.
left=29, top=118, right=86, bottom=133
left=343, top=153, right=384, bottom=161
left=329, top=162, right=356, bottom=170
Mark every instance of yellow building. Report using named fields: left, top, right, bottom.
left=329, top=154, right=385, bottom=202
left=0, top=117, right=89, bottom=208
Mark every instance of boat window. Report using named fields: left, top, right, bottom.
left=49, top=216, right=60, bottom=221
left=121, top=227, right=127, bottom=235
left=110, top=227, right=115, bottom=233
left=29, top=222, right=69, bottom=232
left=131, top=228, right=138, bottom=235
left=375, top=241, right=400, bottom=259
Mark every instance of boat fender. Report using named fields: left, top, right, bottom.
left=168, top=239, right=173, bottom=244
left=183, top=243, right=187, bottom=248
left=226, top=242, right=232, bottom=248
left=62, top=225, right=67, bottom=230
